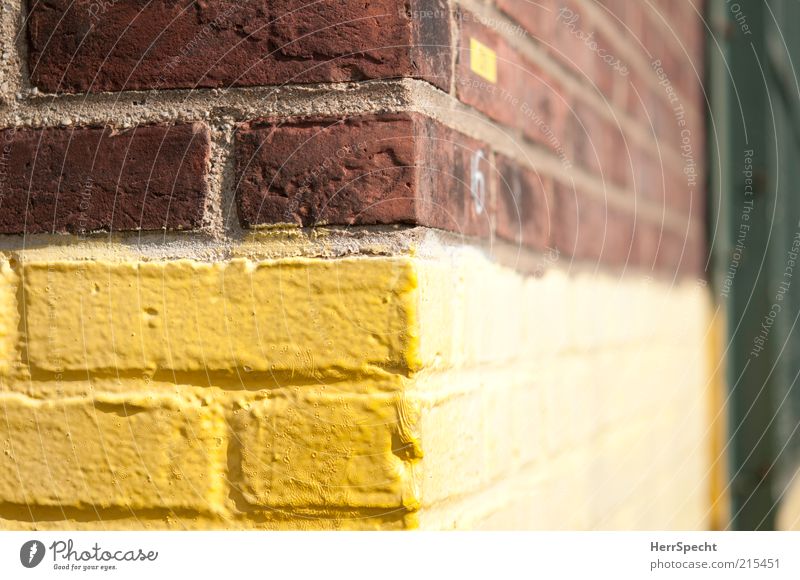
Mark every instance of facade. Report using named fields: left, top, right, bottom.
left=0, top=0, right=724, bottom=529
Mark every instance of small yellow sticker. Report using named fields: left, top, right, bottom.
left=469, top=37, right=497, bottom=84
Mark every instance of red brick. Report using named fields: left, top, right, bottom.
left=415, top=115, right=495, bottom=238
left=667, top=169, right=694, bottom=215
left=655, top=229, right=703, bottom=277
left=456, top=10, right=525, bottom=128
left=642, top=5, right=700, bottom=99
left=552, top=182, right=635, bottom=267
left=631, top=147, right=661, bottom=204
left=593, top=30, right=617, bottom=97
left=602, top=205, right=637, bottom=267
left=595, top=0, right=645, bottom=85
left=596, top=0, right=627, bottom=26
left=497, top=0, right=557, bottom=44
left=28, top=0, right=452, bottom=93
left=551, top=0, right=596, bottom=80
left=625, top=69, right=650, bottom=123
left=566, top=101, right=608, bottom=176
left=552, top=182, right=705, bottom=277
left=620, top=0, right=647, bottom=42
left=683, top=235, right=707, bottom=278
left=633, top=221, right=705, bottom=277
left=0, top=123, right=210, bottom=235
left=518, top=59, right=568, bottom=153
left=495, top=155, right=552, bottom=250
left=610, top=58, right=630, bottom=112
left=606, top=119, right=631, bottom=187
left=234, top=113, right=492, bottom=238
left=455, top=13, right=569, bottom=157
left=633, top=220, right=661, bottom=270
left=564, top=110, right=640, bottom=190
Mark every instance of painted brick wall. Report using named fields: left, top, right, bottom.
left=0, top=0, right=721, bottom=530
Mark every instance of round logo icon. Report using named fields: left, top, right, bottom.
left=20, top=540, right=46, bottom=568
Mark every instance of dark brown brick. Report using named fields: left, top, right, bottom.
left=598, top=0, right=642, bottom=40
left=593, top=30, right=617, bottom=97
left=633, top=221, right=661, bottom=271
left=639, top=226, right=705, bottom=277
left=605, top=118, right=630, bottom=188
left=234, top=113, right=492, bottom=238
left=625, top=69, right=649, bottom=124
left=0, top=123, right=209, bottom=235
left=495, top=155, right=552, bottom=250
left=456, top=10, right=525, bottom=129
left=552, top=182, right=634, bottom=267
left=518, top=58, right=568, bottom=153
left=631, top=148, right=661, bottom=204
left=566, top=102, right=607, bottom=176
left=497, top=0, right=557, bottom=44
left=415, top=115, right=495, bottom=238
left=683, top=234, right=707, bottom=278
left=235, top=114, right=418, bottom=228
left=28, top=0, right=452, bottom=93
left=551, top=0, right=596, bottom=80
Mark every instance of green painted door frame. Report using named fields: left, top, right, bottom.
left=708, top=0, right=800, bottom=530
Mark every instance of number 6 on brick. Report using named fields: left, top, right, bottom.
left=470, top=149, right=487, bottom=215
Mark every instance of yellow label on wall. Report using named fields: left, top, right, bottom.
left=469, top=38, right=497, bottom=83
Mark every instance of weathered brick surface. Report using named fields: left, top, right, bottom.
left=456, top=10, right=524, bottom=128
left=11, top=0, right=707, bottom=277
left=235, top=113, right=492, bottom=238
left=450, top=0, right=707, bottom=256
left=495, top=154, right=552, bottom=249
left=234, top=109, right=701, bottom=275
left=231, top=392, right=420, bottom=510
left=28, top=0, right=452, bottom=93
left=497, top=0, right=556, bottom=44
left=0, top=252, right=716, bottom=530
left=550, top=0, right=598, bottom=79
left=552, top=181, right=636, bottom=268
left=0, top=396, right=225, bottom=511
left=0, top=124, right=210, bottom=234
left=566, top=102, right=607, bottom=177
left=517, top=59, right=568, bottom=152
left=414, top=115, right=494, bottom=238
left=236, top=115, right=418, bottom=228
left=21, top=258, right=419, bottom=375
left=0, top=0, right=715, bottom=534
left=0, top=261, right=15, bottom=375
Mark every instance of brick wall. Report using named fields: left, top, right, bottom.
left=0, top=0, right=720, bottom=529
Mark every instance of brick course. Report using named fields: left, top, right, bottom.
left=235, top=113, right=492, bottom=238
left=28, top=0, right=452, bottom=93
left=0, top=123, right=210, bottom=234
left=10, top=0, right=707, bottom=277
left=0, top=396, right=225, bottom=511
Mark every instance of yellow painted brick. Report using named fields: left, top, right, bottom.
left=413, top=254, right=709, bottom=371
left=417, top=463, right=548, bottom=530
left=0, top=260, right=16, bottom=375
left=22, top=258, right=418, bottom=376
left=230, top=371, right=544, bottom=514
left=0, top=511, right=414, bottom=531
left=0, top=394, right=226, bottom=512
left=230, top=391, right=421, bottom=510
left=416, top=372, right=545, bottom=506
left=415, top=252, right=531, bottom=370
left=5, top=245, right=717, bottom=531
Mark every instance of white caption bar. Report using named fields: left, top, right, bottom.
left=0, top=531, right=798, bottom=579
